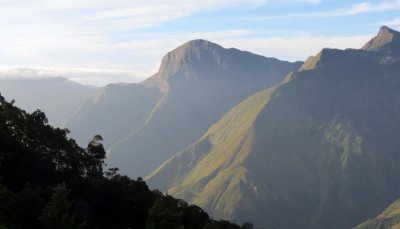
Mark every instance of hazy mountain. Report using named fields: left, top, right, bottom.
left=103, top=39, right=302, bottom=177
left=65, top=83, right=162, bottom=148
left=0, top=74, right=96, bottom=127
left=352, top=199, right=400, bottom=229
left=146, top=26, right=400, bottom=229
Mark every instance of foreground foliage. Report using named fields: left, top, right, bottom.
left=0, top=94, right=247, bottom=229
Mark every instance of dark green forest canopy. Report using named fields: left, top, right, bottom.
left=0, top=94, right=247, bottom=229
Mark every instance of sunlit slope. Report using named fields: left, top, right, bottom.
left=352, top=199, right=400, bottom=229
left=146, top=86, right=273, bottom=189
left=148, top=26, right=400, bottom=229
left=147, top=87, right=275, bottom=223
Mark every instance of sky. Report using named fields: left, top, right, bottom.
left=0, top=0, right=399, bottom=86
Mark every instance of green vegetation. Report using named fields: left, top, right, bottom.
left=352, top=199, right=400, bottom=229
left=147, top=87, right=275, bottom=227
left=0, top=94, right=246, bottom=229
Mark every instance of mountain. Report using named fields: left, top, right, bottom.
left=362, top=26, right=400, bottom=54
left=0, top=74, right=96, bottom=127
left=67, top=40, right=302, bottom=177
left=65, top=83, right=162, bottom=148
left=352, top=199, right=400, bottom=229
left=146, top=26, right=400, bottom=229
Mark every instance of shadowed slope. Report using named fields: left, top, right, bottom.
left=65, top=83, right=162, bottom=148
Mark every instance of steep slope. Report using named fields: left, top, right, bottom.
left=352, top=199, right=400, bottom=229
left=147, top=26, right=400, bottom=229
left=362, top=26, right=400, bottom=55
left=65, top=83, right=162, bottom=148
left=0, top=76, right=96, bottom=127
left=107, top=39, right=302, bottom=177
left=146, top=87, right=276, bottom=222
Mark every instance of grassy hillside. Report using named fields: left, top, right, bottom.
left=146, top=87, right=274, bottom=190
left=147, top=27, right=400, bottom=229
left=352, top=199, right=400, bottom=229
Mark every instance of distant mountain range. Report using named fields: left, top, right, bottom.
left=65, top=82, right=162, bottom=149
left=147, top=26, right=400, bottom=228
left=65, top=39, right=302, bottom=177
left=0, top=75, right=96, bottom=126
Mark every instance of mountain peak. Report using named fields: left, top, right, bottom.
left=362, top=25, right=400, bottom=51
left=157, top=39, right=224, bottom=76
left=379, top=25, right=394, bottom=34
left=183, top=39, right=219, bottom=48
left=168, top=39, right=223, bottom=57
left=143, top=39, right=225, bottom=92
left=163, top=39, right=223, bottom=63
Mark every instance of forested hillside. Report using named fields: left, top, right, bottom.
left=0, top=94, right=247, bottom=229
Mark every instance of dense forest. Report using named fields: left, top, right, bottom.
left=0, top=94, right=253, bottom=229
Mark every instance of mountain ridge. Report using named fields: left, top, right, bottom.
left=105, top=39, right=302, bottom=178
left=147, top=26, right=400, bottom=229
left=0, top=76, right=97, bottom=127
left=66, top=82, right=162, bottom=148
left=362, top=25, right=400, bottom=51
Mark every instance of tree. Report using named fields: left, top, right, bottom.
left=85, top=135, right=106, bottom=177
left=182, top=205, right=209, bottom=229
left=146, top=195, right=184, bottom=229
left=242, top=222, right=254, bottom=229
left=39, top=183, right=85, bottom=229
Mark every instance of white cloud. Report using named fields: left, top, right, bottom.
left=244, top=0, right=400, bottom=20
left=214, top=35, right=372, bottom=62
left=81, top=0, right=270, bottom=31
left=341, top=1, right=400, bottom=16
left=292, top=0, right=321, bottom=4
left=0, top=0, right=267, bottom=31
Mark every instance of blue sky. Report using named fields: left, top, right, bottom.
left=0, top=0, right=399, bottom=86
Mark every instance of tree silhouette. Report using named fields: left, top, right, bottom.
left=85, top=134, right=106, bottom=177
left=39, top=183, right=85, bottom=229
left=0, top=94, right=248, bottom=229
